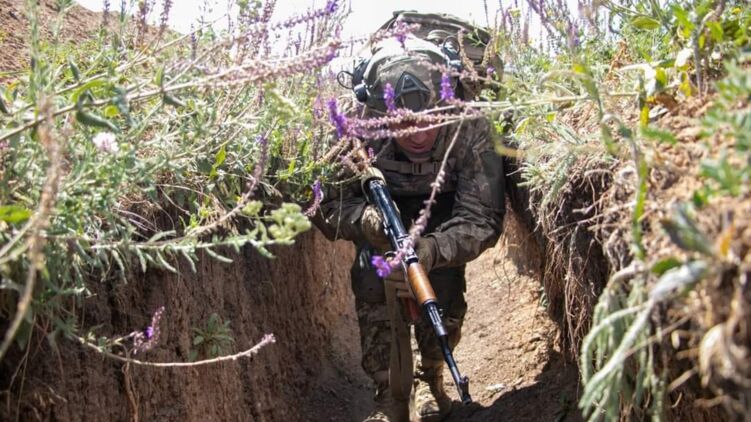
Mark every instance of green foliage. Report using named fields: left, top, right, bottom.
left=699, top=60, right=751, bottom=198
left=0, top=1, right=340, bottom=362
left=190, top=313, right=235, bottom=360
left=491, top=1, right=749, bottom=420
left=580, top=271, right=663, bottom=421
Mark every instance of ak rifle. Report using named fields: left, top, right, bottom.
left=358, top=152, right=472, bottom=405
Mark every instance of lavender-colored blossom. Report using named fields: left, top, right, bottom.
left=486, top=66, right=496, bottom=77
left=371, top=255, right=392, bottom=278
left=277, top=0, right=338, bottom=30
left=159, top=0, right=173, bottom=33
left=244, top=134, right=269, bottom=193
left=325, top=0, right=338, bottom=14
left=440, top=73, right=455, bottom=102
left=254, top=134, right=269, bottom=174
left=92, top=132, right=119, bottom=154
left=261, top=0, right=276, bottom=23
left=392, top=19, right=409, bottom=48
left=102, top=0, right=110, bottom=27
left=312, top=95, right=324, bottom=119
left=327, top=98, right=348, bottom=139
left=133, top=306, right=165, bottom=354
left=190, top=25, right=197, bottom=60
left=136, top=0, right=150, bottom=41
left=303, top=179, right=322, bottom=217
left=325, top=44, right=339, bottom=62
left=567, top=21, right=581, bottom=50
left=383, top=82, right=396, bottom=113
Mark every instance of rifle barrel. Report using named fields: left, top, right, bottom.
left=426, top=302, right=472, bottom=404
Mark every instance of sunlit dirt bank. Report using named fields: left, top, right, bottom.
left=0, top=230, right=372, bottom=421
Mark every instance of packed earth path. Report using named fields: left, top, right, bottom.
left=302, top=215, right=584, bottom=422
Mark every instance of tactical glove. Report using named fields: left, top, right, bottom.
left=360, top=205, right=391, bottom=251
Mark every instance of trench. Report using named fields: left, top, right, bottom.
left=0, top=216, right=590, bottom=422
left=1, top=163, right=600, bottom=421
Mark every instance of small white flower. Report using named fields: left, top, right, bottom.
left=675, top=48, right=693, bottom=68
left=92, top=132, right=119, bottom=154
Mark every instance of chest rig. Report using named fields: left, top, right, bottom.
left=373, top=127, right=460, bottom=198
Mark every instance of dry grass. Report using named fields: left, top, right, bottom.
left=507, top=47, right=749, bottom=416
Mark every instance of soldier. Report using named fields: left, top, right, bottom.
left=314, top=36, right=505, bottom=422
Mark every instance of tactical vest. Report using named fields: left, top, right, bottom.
left=372, top=125, right=461, bottom=198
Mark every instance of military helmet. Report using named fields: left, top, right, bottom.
left=349, top=35, right=460, bottom=114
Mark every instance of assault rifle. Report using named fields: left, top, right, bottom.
left=360, top=161, right=472, bottom=405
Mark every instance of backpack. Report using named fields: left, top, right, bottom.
left=343, top=11, right=502, bottom=103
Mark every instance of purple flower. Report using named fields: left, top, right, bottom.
left=312, top=95, right=324, bottom=119
left=327, top=98, right=348, bottom=139
left=440, top=73, right=455, bottom=102
left=383, top=82, right=396, bottom=113
left=275, top=0, right=339, bottom=30
left=487, top=66, right=496, bottom=77
left=567, top=21, right=581, bottom=50
left=325, top=43, right=339, bottom=62
left=395, top=33, right=406, bottom=48
left=371, top=255, right=392, bottom=278
left=325, top=0, right=338, bottom=14
left=102, top=0, right=110, bottom=27
left=303, top=179, right=322, bottom=217
left=190, top=25, right=197, bottom=60
left=159, top=0, right=173, bottom=33
left=393, top=19, right=409, bottom=48
left=245, top=133, right=269, bottom=187
left=133, top=306, right=165, bottom=354
left=261, top=0, right=276, bottom=22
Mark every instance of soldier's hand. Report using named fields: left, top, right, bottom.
left=360, top=205, right=391, bottom=251
left=415, top=237, right=437, bottom=272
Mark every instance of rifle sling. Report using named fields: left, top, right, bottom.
left=384, top=278, right=414, bottom=401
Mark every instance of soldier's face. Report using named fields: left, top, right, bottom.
left=392, top=120, right=439, bottom=160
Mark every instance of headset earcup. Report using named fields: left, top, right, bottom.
left=354, top=83, right=369, bottom=103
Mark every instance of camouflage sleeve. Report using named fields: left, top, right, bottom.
left=311, top=178, right=368, bottom=242
left=310, top=97, right=371, bottom=242
left=423, top=118, right=505, bottom=269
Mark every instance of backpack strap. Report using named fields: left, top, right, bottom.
left=376, top=157, right=457, bottom=176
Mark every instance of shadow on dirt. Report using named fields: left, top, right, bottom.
left=447, top=350, right=583, bottom=422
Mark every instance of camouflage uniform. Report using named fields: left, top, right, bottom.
left=315, top=116, right=505, bottom=393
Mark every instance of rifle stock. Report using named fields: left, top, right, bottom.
left=363, top=176, right=472, bottom=405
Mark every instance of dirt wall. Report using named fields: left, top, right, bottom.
left=0, top=229, right=365, bottom=422
left=504, top=156, right=611, bottom=358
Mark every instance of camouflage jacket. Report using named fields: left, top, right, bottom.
left=315, top=117, right=505, bottom=269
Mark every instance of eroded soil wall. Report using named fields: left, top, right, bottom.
left=504, top=156, right=611, bottom=357
left=1, top=230, right=362, bottom=421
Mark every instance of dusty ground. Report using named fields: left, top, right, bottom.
left=307, top=213, right=583, bottom=422
left=444, top=214, right=582, bottom=422
left=0, top=0, right=104, bottom=78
